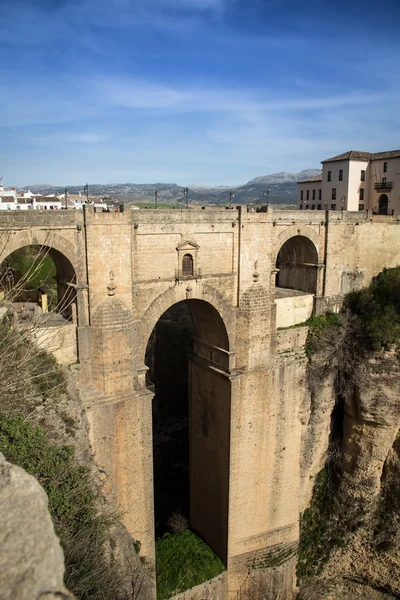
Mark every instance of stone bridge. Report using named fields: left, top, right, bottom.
left=1, top=207, right=400, bottom=598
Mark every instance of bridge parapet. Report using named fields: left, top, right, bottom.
left=0, top=210, right=84, bottom=228
left=130, top=207, right=240, bottom=225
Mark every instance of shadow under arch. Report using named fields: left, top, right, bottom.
left=0, top=244, right=77, bottom=321
left=145, top=298, right=231, bottom=565
left=275, top=235, right=319, bottom=294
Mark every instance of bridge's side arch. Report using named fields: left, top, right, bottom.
left=142, top=287, right=232, bottom=565
left=0, top=230, right=80, bottom=322
left=0, top=229, right=79, bottom=278
left=275, top=229, right=320, bottom=294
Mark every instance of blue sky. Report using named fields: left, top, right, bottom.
left=1, top=0, right=400, bottom=186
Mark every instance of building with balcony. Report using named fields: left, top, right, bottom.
left=298, top=149, right=400, bottom=213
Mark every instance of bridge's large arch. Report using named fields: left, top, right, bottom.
left=275, top=235, right=319, bottom=294
left=145, top=298, right=231, bottom=564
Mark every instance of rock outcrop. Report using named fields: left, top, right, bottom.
left=0, top=453, right=73, bottom=600
left=299, top=351, right=400, bottom=599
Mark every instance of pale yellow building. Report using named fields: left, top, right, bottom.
left=298, top=149, right=400, bottom=213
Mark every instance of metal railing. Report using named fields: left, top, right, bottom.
left=374, top=181, right=392, bottom=190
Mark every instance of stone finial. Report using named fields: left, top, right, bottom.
left=107, top=270, right=117, bottom=296
left=253, top=260, right=259, bottom=282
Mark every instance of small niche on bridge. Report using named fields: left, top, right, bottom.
left=145, top=298, right=231, bottom=571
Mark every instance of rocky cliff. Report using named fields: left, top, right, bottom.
left=0, top=452, right=74, bottom=600
left=299, top=345, right=400, bottom=599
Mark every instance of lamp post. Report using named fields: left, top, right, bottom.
left=183, top=187, right=189, bottom=209
left=263, top=189, right=270, bottom=205
left=64, top=188, right=68, bottom=209
left=229, top=191, right=235, bottom=208
left=155, top=190, right=160, bottom=209
left=83, top=183, right=89, bottom=204
left=341, top=195, right=346, bottom=211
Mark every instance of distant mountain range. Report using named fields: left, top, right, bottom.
left=21, top=170, right=321, bottom=206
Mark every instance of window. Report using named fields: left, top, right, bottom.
left=339, top=169, right=343, bottom=181
left=383, top=162, right=387, bottom=173
left=361, top=170, right=365, bottom=181
left=305, top=205, right=309, bottom=210
left=300, top=204, right=303, bottom=210
left=382, top=177, right=387, bottom=184
left=331, top=203, right=336, bottom=211
left=359, top=188, right=364, bottom=201
left=332, top=188, right=337, bottom=200
left=317, top=204, right=322, bottom=210
left=327, top=171, right=331, bottom=182
left=182, top=254, right=194, bottom=277
left=311, top=204, right=315, bottom=210
left=318, top=189, right=322, bottom=200
left=359, top=204, right=364, bottom=211
left=300, top=190, right=303, bottom=201
left=306, top=190, right=310, bottom=200
left=312, top=190, right=316, bottom=200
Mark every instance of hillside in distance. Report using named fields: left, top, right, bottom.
left=22, top=169, right=320, bottom=205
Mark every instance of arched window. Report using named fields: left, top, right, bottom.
left=182, top=253, right=194, bottom=277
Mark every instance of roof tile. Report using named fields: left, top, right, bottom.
left=297, top=174, right=322, bottom=183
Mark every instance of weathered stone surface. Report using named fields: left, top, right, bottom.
left=0, top=453, right=73, bottom=600
left=105, top=522, right=154, bottom=600
left=2, top=208, right=400, bottom=599
left=299, top=578, right=396, bottom=599
left=300, top=352, right=400, bottom=599
left=170, top=572, right=227, bottom=600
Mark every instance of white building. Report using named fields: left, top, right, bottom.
left=0, top=183, right=106, bottom=211
left=298, top=149, right=400, bottom=214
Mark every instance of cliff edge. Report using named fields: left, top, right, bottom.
left=0, top=452, right=74, bottom=600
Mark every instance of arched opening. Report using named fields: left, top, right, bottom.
left=275, top=235, right=318, bottom=294
left=182, top=253, right=194, bottom=277
left=379, top=194, right=388, bottom=215
left=145, top=299, right=230, bottom=567
left=0, top=245, right=77, bottom=324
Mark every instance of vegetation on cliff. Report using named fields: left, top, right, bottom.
left=299, top=267, right=400, bottom=597
left=297, top=469, right=345, bottom=579
left=0, top=310, right=145, bottom=599
left=0, top=414, right=123, bottom=599
left=306, top=266, right=400, bottom=358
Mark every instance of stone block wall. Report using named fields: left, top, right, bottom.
left=2, top=208, right=400, bottom=599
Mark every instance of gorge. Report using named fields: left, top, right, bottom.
left=0, top=206, right=400, bottom=599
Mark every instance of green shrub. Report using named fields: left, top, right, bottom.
left=297, top=469, right=345, bottom=579
left=155, top=530, right=225, bottom=599
left=0, top=414, right=124, bottom=599
left=344, top=266, right=400, bottom=351
left=304, top=312, right=342, bottom=357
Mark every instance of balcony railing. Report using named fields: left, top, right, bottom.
left=374, top=181, right=393, bottom=191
